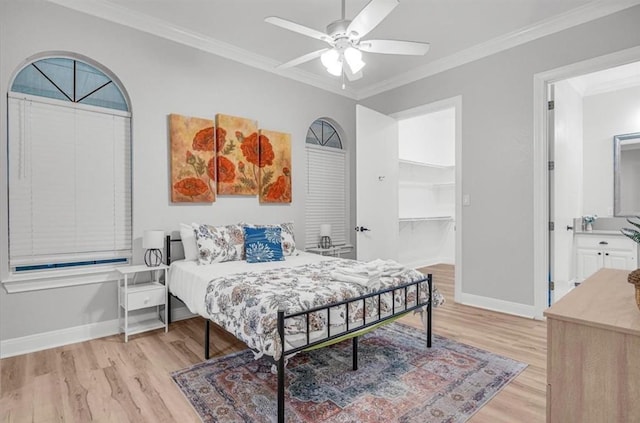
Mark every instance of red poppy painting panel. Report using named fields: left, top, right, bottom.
left=215, top=114, right=259, bottom=195
left=169, top=114, right=215, bottom=203
left=259, top=129, right=291, bottom=203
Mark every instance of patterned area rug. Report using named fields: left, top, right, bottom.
left=172, top=323, right=527, bottom=423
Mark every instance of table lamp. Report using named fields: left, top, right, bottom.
left=319, top=224, right=332, bottom=249
left=143, top=230, right=164, bottom=267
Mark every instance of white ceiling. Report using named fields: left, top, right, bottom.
left=567, top=61, right=640, bottom=96
left=49, top=0, right=640, bottom=99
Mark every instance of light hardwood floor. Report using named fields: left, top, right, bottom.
left=0, top=264, right=547, bottom=422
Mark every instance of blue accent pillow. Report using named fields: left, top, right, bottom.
left=244, top=226, right=285, bottom=263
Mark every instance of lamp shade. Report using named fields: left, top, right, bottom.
left=319, top=224, right=332, bottom=237
left=344, top=47, right=365, bottom=74
left=143, top=230, right=164, bottom=249
left=321, top=49, right=340, bottom=69
left=321, top=49, right=343, bottom=76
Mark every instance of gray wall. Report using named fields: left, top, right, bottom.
left=0, top=1, right=356, bottom=340
left=361, top=5, right=640, bottom=306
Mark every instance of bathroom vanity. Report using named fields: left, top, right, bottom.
left=574, top=231, right=637, bottom=283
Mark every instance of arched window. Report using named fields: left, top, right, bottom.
left=11, top=57, right=128, bottom=111
left=305, top=119, right=348, bottom=249
left=7, top=55, right=132, bottom=275
left=305, top=119, right=342, bottom=149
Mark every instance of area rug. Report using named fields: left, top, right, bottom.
left=171, top=323, right=527, bottom=423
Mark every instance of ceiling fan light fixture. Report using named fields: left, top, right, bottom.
left=344, top=47, right=365, bottom=74
left=326, top=62, right=343, bottom=76
left=321, top=49, right=340, bottom=68
left=321, top=49, right=343, bottom=76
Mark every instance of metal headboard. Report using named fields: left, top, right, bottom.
left=164, top=234, right=182, bottom=265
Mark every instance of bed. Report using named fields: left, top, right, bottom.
left=165, top=232, right=444, bottom=422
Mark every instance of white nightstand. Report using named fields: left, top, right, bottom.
left=116, top=264, right=168, bottom=342
left=307, top=244, right=353, bottom=257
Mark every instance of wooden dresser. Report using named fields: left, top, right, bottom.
left=545, top=268, right=640, bottom=422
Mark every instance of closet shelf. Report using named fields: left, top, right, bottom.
left=399, top=216, right=453, bottom=222
left=399, top=159, right=454, bottom=169
left=399, top=181, right=454, bottom=188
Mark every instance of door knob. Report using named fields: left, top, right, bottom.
left=355, top=226, right=371, bottom=232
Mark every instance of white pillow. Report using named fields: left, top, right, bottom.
left=180, top=223, right=199, bottom=261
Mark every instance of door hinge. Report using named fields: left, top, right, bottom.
left=548, top=161, right=555, bottom=171
left=549, top=221, right=555, bottom=231
left=549, top=281, right=555, bottom=290
left=548, top=100, right=555, bottom=110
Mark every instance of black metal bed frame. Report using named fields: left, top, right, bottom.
left=164, top=235, right=433, bottom=423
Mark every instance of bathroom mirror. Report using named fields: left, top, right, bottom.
left=614, top=132, right=640, bottom=216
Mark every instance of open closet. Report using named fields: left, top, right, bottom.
left=397, top=107, right=456, bottom=268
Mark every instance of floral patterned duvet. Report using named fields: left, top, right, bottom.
left=204, top=258, right=444, bottom=360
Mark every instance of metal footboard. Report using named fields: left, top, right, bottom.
left=276, top=275, right=433, bottom=423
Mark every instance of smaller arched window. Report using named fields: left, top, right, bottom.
left=306, top=119, right=342, bottom=149
left=12, top=57, right=128, bottom=111
left=305, top=119, right=348, bottom=250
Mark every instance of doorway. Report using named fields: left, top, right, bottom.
left=392, top=96, right=462, bottom=302
left=534, top=46, right=640, bottom=317
left=355, top=97, right=462, bottom=301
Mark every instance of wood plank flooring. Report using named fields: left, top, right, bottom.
left=0, top=264, right=547, bottom=422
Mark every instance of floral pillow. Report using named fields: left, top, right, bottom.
left=244, top=226, right=285, bottom=263
left=193, top=223, right=244, bottom=265
left=242, top=222, right=297, bottom=256
left=224, top=223, right=246, bottom=259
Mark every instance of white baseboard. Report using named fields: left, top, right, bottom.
left=457, top=292, right=538, bottom=319
left=0, top=305, right=195, bottom=358
left=0, top=318, right=119, bottom=359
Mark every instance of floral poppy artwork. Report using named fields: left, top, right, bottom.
left=215, top=114, right=260, bottom=195
left=258, top=129, right=291, bottom=203
left=169, top=114, right=215, bottom=202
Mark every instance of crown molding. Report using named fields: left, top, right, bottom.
left=356, top=0, right=640, bottom=99
left=45, top=0, right=359, bottom=99
left=47, top=0, right=640, bottom=101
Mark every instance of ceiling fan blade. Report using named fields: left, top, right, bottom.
left=347, top=0, right=399, bottom=39
left=265, top=17, right=330, bottom=43
left=359, top=39, right=430, bottom=55
left=277, top=48, right=329, bottom=69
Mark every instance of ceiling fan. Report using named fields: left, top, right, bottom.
left=265, top=0, right=430, bottom=82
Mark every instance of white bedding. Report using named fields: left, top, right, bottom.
left=168, top=251, right=336, bottom=317
left=169, top=252, right=442, bottom=359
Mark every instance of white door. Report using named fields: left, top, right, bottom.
left=356, top=105, right=399, bottom=261
left=551, top=81, right=584, bottom=302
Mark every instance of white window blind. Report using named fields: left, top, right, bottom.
left=305, top=145, right=347, bottom=249
left=8, top=94, right=132, bottom=269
